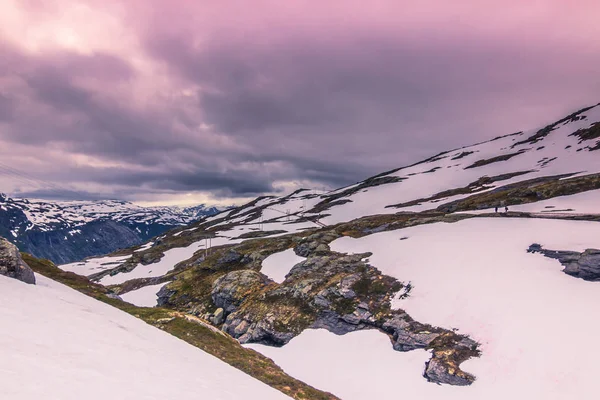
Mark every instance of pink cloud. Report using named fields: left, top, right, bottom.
left=0, top=0, right=599, bottom=202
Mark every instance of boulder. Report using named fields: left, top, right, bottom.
left=211, top=270, right=269, bottom=313
left=0, top=237, right=35, bottom=284
left=212, top=307, right=225, bottom=325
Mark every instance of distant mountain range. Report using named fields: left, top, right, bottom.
left=0, top=195, right=228, bottom=263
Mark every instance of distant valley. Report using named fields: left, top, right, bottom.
left=0, top=195, right=227, bottom=264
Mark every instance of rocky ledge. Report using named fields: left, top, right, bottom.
left=157, top=230, right=480, bottom=386
left=528, top=243, right=600, bottom=281
left=0, top=236, right=35, bottom=284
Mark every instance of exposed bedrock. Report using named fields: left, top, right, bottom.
left=528, top=243, right=600, bottom=281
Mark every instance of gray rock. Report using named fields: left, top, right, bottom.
left=0, top=237, right=35, bottom=284
left=212, top=307, right=225, bottom=325
left=105, top=293, right=123, bottom=301
left=216, top=250, right=244, bottom=266
left=393, top=330, right=439, bottom=351
left=314, top=243, right=330, bottom=254
left=234, top=319, right=296, bottom=346
left=293, top=242, right=314, bottom=257
left=156, top=285, right=177, bottom=307
left=424, top=357, right=473, bottom=386
left=528, top=244, right=600, bottom=281
left=211, top=270, right=269, bottom=313
left=313, top=294, right=331, bottom=308
left=310, top=310, right=369, bottom=335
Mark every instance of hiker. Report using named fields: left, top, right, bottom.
left=495, top=207, right=498, bottom=213
left=505, top=206, right=509, bottom=213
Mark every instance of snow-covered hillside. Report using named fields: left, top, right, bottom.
left=0, top=274, right=288, bottom=400
left=246, top=218, right=600, bottom=400
left=51, top=104, right=600, bottom=399
left=200, top=103, right=600, bottom=228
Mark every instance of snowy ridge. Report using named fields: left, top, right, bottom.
left=0, top=196, right=227, bottom=233
left=195, top=104, right=600, bottom=228
left=67, top=104, right=600, bottom=295
left=0, top=195, right=230, bottom=264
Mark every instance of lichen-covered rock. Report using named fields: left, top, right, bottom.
left=212, top=307, right=225, bottom=325
left=211, top=270, right=269, bottom=313
left=223, top=315, right=296, bottom=346
left=216, top=250, right=245, bottom=266
left=156, top=285, right=177, bottom=307
left=0, top=237, right=35, bottom=284
left=293, top=232, right=341, bottom=257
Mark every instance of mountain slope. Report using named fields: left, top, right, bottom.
left=57, top=104, right=600, bottom=399
left=3, top=253, right=338, bottom=400
left=0, top=195, right=226, bottom=263
left=0, top=273, right=290, bottom=400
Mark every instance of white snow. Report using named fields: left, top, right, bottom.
left=261, top=249, right=306, bottom=283
left=100, top=242, right=204, bottom=285
left=320, top=218, right=600, bottom=399
left=60, top=255, right=132, bottom=276
left=246, top=329, right=442, bottom=400
left=513, top=189, right=600, bottom=214
left=249, top=218, right=600, bottom=400
left=2, top=196, right=222, bottom=232
left=134, top=241, right=154, bottom=252
left=0, top=274, right=288, bottom=400
left=120, top=282, right=169, bottom=307
left=173, top=227, right=196, bottom=237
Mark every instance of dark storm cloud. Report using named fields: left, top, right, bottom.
left=146, top=31, right=600, bottom=176
left=0, top=93, right=16, bottom=122
left=2, top=1, right=600, bottom=203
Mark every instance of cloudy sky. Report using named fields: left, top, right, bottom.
left=1, top=1, right=599, bottom=206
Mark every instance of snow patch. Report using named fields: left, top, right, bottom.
left=261, top=249, right=306, bottom=283
left=120, top=282, right=169, bottom=307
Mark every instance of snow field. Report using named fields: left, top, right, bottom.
left=261, top=249, right=306, bottom=283
left=250, top=218, right=600, bottom=400
left=0, top=274, right=289, bottom=400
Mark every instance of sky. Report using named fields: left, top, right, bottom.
left=0, top=1, right=599, bottom=206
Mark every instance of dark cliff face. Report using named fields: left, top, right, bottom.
left=15, top=220, right=172, bottom=265
left=0, top=195, right=225, bottom=264
left=0, top=208, right=176, bottom=264
left=3, top=217, right=178, bottom=264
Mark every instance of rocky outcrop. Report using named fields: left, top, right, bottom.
left=211, top=234, right=479, bottom=385
left=0, top=237, right=35, bottom=284
left=212, top=270, right=270, bottom=314
left=528, top=244, right=600, bottom=281
left=150, top=214, right=488, bottom=387
left=293, top=231, right=340, bottom=257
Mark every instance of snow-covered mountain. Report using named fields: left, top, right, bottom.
left=5, top=103, right=600, bottom=399
left=0, top=195, right=227, bottom=263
